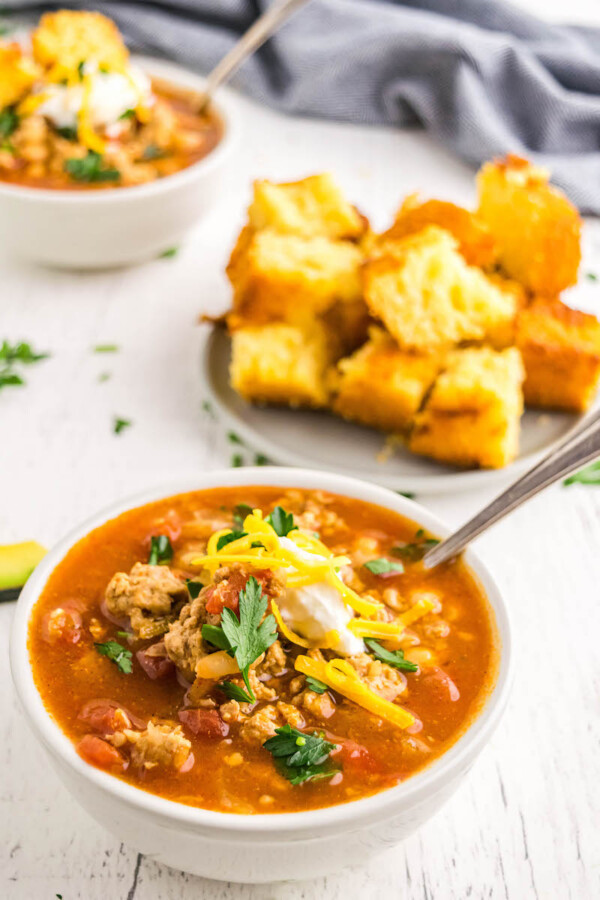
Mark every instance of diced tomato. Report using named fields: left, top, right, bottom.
left=77, top=734, right=126, bottom=770
left=78, top=699, right=144, bottom=734
left=136, top=648, right=174, bottom=680
left=205, top=568, right=274, bottom=617
left=146, top=509, right=182, bottom=544
left=41, top=606, right=82, bottom=645
left=332, top=738, right=378, bottom=774
left=418, top=667, right=460, bottom=703
left=179, top=708, right=229, bottom=738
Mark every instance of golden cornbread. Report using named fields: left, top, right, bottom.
left=227, top=229, right=363, bottom=327
left=477, top=155, right=581, bottom=295
left=32, top=10, right=129, bottom=72
left=0, top=43, right=40, bottom=109
left=248, top=174, right=366, bottom=241
left=364, top=227, right=517, bottom=351
left=381, top=195, right=497, bottom=269
left=516, top=297, right=600, bottom=412
left=330, top=327, right=443, bottom=432
left=230, top=322, right=333, bottom=408
left=409, top=347, right=524, bottom=469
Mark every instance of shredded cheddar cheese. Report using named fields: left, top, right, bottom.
left=270, top=599, right=311, bottom=648
left=295, top=655, right=415, bottom=729
left=348, top=618, right=406, bottom=639
left=398, top=596, right=436, bottom=627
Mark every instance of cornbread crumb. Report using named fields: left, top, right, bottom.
left=409, top=347, right=524, bottom=469
left=32, top=10, right=129, bottom=71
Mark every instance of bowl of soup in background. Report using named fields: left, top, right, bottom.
left=0, top=58, right=238, bottom=269
left=10, top=467, right=512, bottom=882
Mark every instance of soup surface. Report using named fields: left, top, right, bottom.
left=29, top=487, right=499, bottom=814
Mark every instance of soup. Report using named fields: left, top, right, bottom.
left=0, top=11, right=222, bottom=190
left=29, top=487, right=499, bottom=814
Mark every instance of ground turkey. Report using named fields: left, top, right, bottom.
left=347, top=653, right=407, bottom=701
left=110, top=721, right=191, bottom=771
left=104, top=562, right=187, bottom=639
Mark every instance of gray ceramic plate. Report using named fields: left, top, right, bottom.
left=200, top=328, right=581, bottom=495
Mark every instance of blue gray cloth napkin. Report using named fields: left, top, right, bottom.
left=4, top=0, right=600, bottom=213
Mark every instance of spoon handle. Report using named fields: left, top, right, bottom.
left=422, top=412, right=600, bottom=569
left=201, top=0, right=313, bottom=106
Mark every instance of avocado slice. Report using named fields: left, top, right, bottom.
left=0, top=541, right=47, bottom=589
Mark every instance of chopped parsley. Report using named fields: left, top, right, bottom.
left=143, top=143, right=166, bottom=160
left=0, top=370, right=23, bottom=389
left=116, top=630, right=131, bottom=640
left=93, top=344, right=119, bottom=353
left=233, top=502, right=253, bottom=528
left=0, top=340, right=49, bottom=392
left=201, top=576, right=277, bottom=700
left=0, top=107, right=18, bottom=140
left=393, top=537, right=440, bottom=562
left=231, top=453, right=244, bottom=468
left=113, top=417, right=131, bottom=435
left=398, top=491, right=415, bottom=499
left=186, top=579, right=203, bottom=600
left=202, top=399, right=215, bottom=417
left=263, top=725, right=339, bottom=785
left=159, top=246, right=179, bottom=258
left=364, top=558, right=404, bottom=576
left=305, top=675, right=328, bottom=694
left=564, top=460, right=600, bottom=486
left=228, top=431, right=243, bottom=444
left=94, top=640, right=133, bottom=674
left=216, top=530, right=247, bottom=551
left=266, top=506, right=297, bottom=537
left=56, top=125, right=78, bottom=141
left=220, top=681, right=253, bottom=703
left=119, top=108, right=136, bottom=120
left=148, top=534, right=173, bottom=565
left=77, top=60, right=86, bottom=80
left=65, top=151, right=120, bottom=183
left=98, top=372, right=111, bottom=383
left=365, top=638, right=418, bottom=672
left=586, top=272, right=598, bottom=282
left=255, top=453, right=269, bottom=466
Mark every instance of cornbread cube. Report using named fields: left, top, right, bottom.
left=409, top=347, right=524, bottom=469
left=477, top=155, right=581, bottom=295
left=364, top=227, right=517, bottom=352
left=227, top=229, right=363, bottom=327
left=516, top=297, right=600, bottom=412
left=248, top=174, right=366, bottom=241
left=0, top=42, right=40, bottom=109
left=32, top=11, right=129, bottom=72
left=230, top=322, right=334, bottom=408
left=322, top=297, right=370, bottom=356
left=381, top=194, right=497, bottom=269
left=330, top=327, right=443, bottom=433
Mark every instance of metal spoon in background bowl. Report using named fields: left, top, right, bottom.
left=423, top=407, right=600, bottom=569
left=198, top=0, right=314, bottom=112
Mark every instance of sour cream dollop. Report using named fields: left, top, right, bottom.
left=276, top=537, right=364, bottom=656
left=36, top=63, right=153, bottom=130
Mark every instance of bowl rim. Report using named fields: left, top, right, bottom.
left=0, top=56, right=238, bottom=204
left=10, top=467, right=513, bottom=839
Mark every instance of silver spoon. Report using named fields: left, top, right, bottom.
left=199, top=0, right=314, bottom=111
left=422, top=410, right=600, bottom=569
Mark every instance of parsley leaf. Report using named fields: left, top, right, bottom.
left=233, top=503, right=253, bottom=529
left=220, top=681, right=253, bottom=703
left=254, top=453, right=269, bottom=466
left=113, top=417, right=131, bottom=435
left=266, top=506, right=297, bottom=537
left=186, top=579, right=203, bottom=600
left=305, top=675, right=328, bottom=694
left=393, top=538, right=440, bottom=563
left=228, top=431, right=243, bottom=444
left=564, top=460, right=600, bottom=486
left=365, top=638, right=418, bottom=672
left=263, top=725, right=339, bottom=785
left=0, top=369, right=23, bottom=389
left=160, top=246, right=179, bottom=258
left=148, top=534, right=173, bottom=565
left=94, top=640, right=133, bottom=674
left=56, top=125, right=78, bottom=141
left=119, top=108, right=136, bottom=120
left=0, top=341, right=49, bottom=364
left=586, top=272, right=598, bottom=282
left=0, top=107, right=18, bottom=140
left=216, top=530, right=247, bottom=551
left=65, top=150, right=120, bottom=183
left=398, top=491, right=415, bottom=499
left=364, top=558, right=404, bottom=575
left=202, top=576, right=277, bottom=699
left=93, top=344, right=119, bottom=353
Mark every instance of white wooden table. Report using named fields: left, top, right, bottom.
left=2, top=8, right=600, bottom=898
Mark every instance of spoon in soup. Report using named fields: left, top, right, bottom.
left=422, top=407, right=600, bottom=569
left=197, top=0, right=314, bottom=112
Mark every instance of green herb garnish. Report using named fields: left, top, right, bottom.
left=94, top=640, right=133, bottom=674
left=398, top=491, right=415, bottom=499
left=255, top=453, right=269, bottom=466
left=0, top=107, right=18, bottom=140
left=393, top=538, right=440, bottom=562
left=231, top=453, right=244, bottom=468
left=364, top=558, right=404, bottom=575
left=113, top=417, right=131, bottom=435
left=305, top=675, right=328, bottom=694
left=263, top=725, right=339, bottom=785
left=77, top=60, right=86, bottom=80
left=365, top=638, right=418, bottom=672
left=564, top=460, right=600, bottom=486
left=228, top=431, right=243, bottom=444
left=148, top=534, right=173, bottom=565
left=159, top=246, right=179, bottom=258
left=142, top=143, right=166, bottom=161
left=65, top=150, right=120, bottom=183
left=0, top=340, right=49, bottom=392
left=93, top=344, right=119, bottom=353
left=116, top=631, right=131, bottom=639
left=119, top=108, right=136, bottom=120
left=233, top=503, right=253, bottom=528
left=98, top=372, right=111, bottom=383
left=186, top=579, right=203, bottom=600
left=201, top=576, right=277, bottom=700
left=220, top=681, right=254, bottom=703
left=586, top=272, right=598, bottom=282
left=56, top=125, right=78, bottom=141
left=216, top=530, right=247, bottom=551
left=266, top=506, right=297, bottom=537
